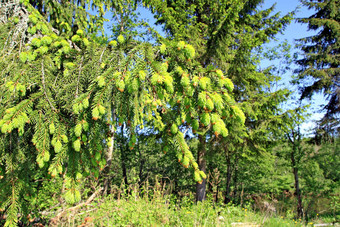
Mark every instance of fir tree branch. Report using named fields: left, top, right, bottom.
left=41, top=60, right=56, bottom=112
left=99, top=48, right=106, bottom=63
left=76, top=56, right=84, bottom=98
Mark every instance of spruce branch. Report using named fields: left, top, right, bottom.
left=76, top=56, right=84, bottom=98
left=41, top=60, right=56, bottom=112
left=99, top=48, right=106, bottom=63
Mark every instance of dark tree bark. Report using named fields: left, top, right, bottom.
left=196, top=134, right=207, bottom=202
left=291, top=149, right=303, bottom=218
left=103, top=106, right=115, bottom=195
left=138, top=141, right=145, bottom=188
left=120, top=124, right=129, bottom=186
left=232, top=154, right=239, bottom=202
left=288, top=129, right=303, bottom=219
left=224, top=147, right=232, bottom=204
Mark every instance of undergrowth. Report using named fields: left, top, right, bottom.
left=3, top=178, right=333, bottom=226
left=52, top=190, right=311, bottom=226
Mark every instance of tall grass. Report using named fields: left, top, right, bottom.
left=52, top=182, right=309, bottom=226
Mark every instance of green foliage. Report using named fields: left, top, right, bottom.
left=45, top=190, right=310, bottom=227
left=295, top=0, right=340, bottom=132
left=117, top=34, right=125, bottom=44
left=145, top=0, right=295, bottom=204
left=64, top=188, right=81, bottom=204
left=0, top=0, right=244, bottom=224
left=1, top=0, right=337, bottom=226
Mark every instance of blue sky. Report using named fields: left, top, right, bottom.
left=262, top=0, right=313, bottom=40
left=261, top=0, right=327, bottom=134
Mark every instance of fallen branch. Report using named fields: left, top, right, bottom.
left=49, top=187, right=103, bottom=226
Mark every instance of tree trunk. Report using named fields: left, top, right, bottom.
left=216, top=183, right=219, bottom=204
left=196, top=134, right=206, bottom=202
left=138, top=141, right=145, bottom=189
left=103, top=106, right=115, bottom=195
left=232, top=154, right=239, bottom=203
left=288, top=128, right=303, bottom=219
left=224, top=148, right=232, bottom=204
left=291, top=150, right=303, bottom=218
left=120, top=124, right=129, bottom=186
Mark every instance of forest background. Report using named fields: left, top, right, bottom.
left=0, top=0, right=339, bottom=226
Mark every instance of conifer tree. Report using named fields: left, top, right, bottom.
left=145, top=0, right=293, bottom=201
left=295, top=0, right=340, bottom=133
left=0, top=0, right=244, bottom=224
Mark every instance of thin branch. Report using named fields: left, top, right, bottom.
left=49, top=187, right=103, bottom=226
left=99, top=48, right=106, bottom=63
left=76, top=55, right=84, bottom=98
left=41, top=60, right=56, bottom=111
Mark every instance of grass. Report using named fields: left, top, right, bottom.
left=54, top=193, right=311, bottom=226
left=32, top=182, right=336, bottom=226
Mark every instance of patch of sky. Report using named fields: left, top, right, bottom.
left=87, top=2, right=165, bottom=43
left=259, top=0, right=327, bottom=135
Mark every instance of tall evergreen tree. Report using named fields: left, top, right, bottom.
left=295, top=0, right=340, bottom=133
left=146, top=0, right=292, bottom=201
left=0, top=0, right=244, bottom=224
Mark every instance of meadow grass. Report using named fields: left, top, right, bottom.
left=56, top=192, right=311, bottom=226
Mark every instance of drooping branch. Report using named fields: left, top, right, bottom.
left=41, top=60, right=56, bottom=111
left=76, top=55, right=84, bottom=98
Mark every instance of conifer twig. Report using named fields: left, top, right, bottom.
left=76, top=55, right=84, bottom=98
left=41, top=60, right=56, bottom=111
left=99, top=48, right=106, bottom=63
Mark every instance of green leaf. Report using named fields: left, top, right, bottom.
left=95, top=152, right=101, bottom=161
left=76, top=29, right=84, bottom=36
left=206, top=98, right=214, bottom=111
left=49, top=123, right=55, bottom=134
left=64, top=188, right=81, bottom=204
left=73, top=139, right=81, bottom=152
left=83, top=38, right=89, bottom=46
left=98, top=105, right=105, bottom=115
left=223, top=78, right=234, bottom=92
left=54, top=140, right=62, bottom=153
left=200, top=113, right=210, bottom=126
left=19, top=52, right=27, bottom=63
left=97, top=76, right=105, bottom=87
left=117, top=35, right=125, bottom=44
left=43, top=151, right=50, bottom=162
left=108, top=40, right=117, bottom=47
left=194, top=171, right=202, bottom=183
left=74, top=123, right=82, bottom=137
left=92, top=107, right=99, bottom=120
left=171, top=124, right=178, bottom=134
left=82, top=98, right=89, bottom=109
left=61, top=135, right=68, bottom=143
